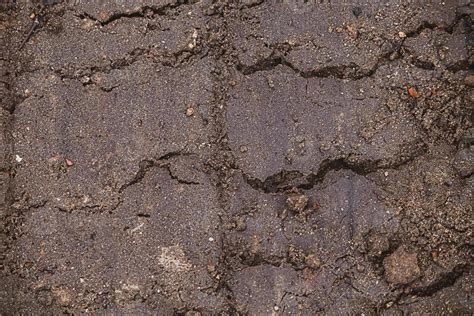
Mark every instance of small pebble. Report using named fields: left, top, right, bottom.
left=65, top=158, right=74, bottom=167
left=186, top=107, right=194, bottom=117
left=15, top=154, right=23, bottom=162
left=208, top=237, right=214, bottom=242
left=286, top=194, right=308, bottom=213
left=398, top=31, right=406, bottom=38
left=407, top=87, right=419, bottom=98
left=389, top=51, right=400, bottom=61
left=80, top=76, right=91, bottom=84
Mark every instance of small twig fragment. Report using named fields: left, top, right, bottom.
left=19, top=17, right=41, bottom=50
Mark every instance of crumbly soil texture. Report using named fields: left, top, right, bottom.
left=1, top=0, right=473, bottom=314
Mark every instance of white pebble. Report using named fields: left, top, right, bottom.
left=15, top=154, right=23, bottom=162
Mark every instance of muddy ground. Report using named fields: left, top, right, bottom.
left=0, top=0, right=473, bottom=314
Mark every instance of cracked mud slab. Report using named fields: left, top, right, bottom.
left=1, top=0, right=473, bottom=314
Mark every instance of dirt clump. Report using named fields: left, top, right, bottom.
left=384, top=246, right=421, bottom=285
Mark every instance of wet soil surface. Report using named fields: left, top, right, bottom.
left=0, top=0, right=473, bottom=314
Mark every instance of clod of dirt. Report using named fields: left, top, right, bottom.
left=346, top=25, right=358, bottom=40
left=235, top=217, right=247, bottom=231
left=367, top=233, right=390, bottom=257
left=453, top=148, right=473, bottom=177
left=51, top=287, right=72, bottom=307
left=207, top=263, right=219, bottom=279
left=36, top=290, right=53, bottom=306
left=286, top=193, right=308, bottom=213
left=464, top=75, right=474, bottom=87
left=288, top=245, right=305, bottom=266
left=467, top=91, right=474, bottom=108
left=305, top=253, right=321, bottom=269
left=389, top=51, right=400, bottom=61
left=383, top=246, right=421, bottom=285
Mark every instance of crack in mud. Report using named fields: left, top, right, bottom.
left=119, top=151, right=197, bottom=193
left=51, top=44, right=205, bottom=81
left=236, top=13, right=470, bottom=79
left=241, top=145, right=428, bottom=193
left=73, top=0, right=196, bottom=26
left=410, top=264, right=470, bottom=298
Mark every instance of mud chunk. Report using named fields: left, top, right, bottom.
left=367, top=233, right=390, bottom=257
left=305, top=253, right=321, bottom=269
left=383, top=246, right=420, bottom=285
left=346, top=25, right=358, bottom=39
left=464, top=75, right=474, bottom=87
left=453, top=148, right=473, bottom=177
left=36, top=290, right=53, bottom=306
left=467, top=91, right=474, bottom=109
left=286, top=194, right=308, bottom=213
left=288, top=245, right=305, bottom=266
left=52, top=287, right=72, bottom=307
left=235, top=217, right=247, bottom=231
left=389, top=51, right=400, bottom=61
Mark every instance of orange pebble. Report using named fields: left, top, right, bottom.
left=407, top=87, right=419, bottom=98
